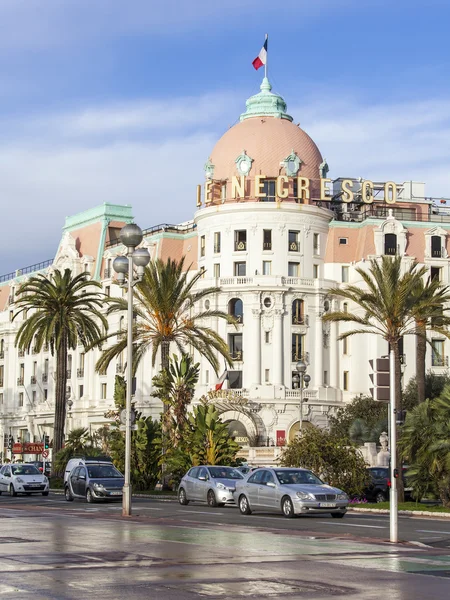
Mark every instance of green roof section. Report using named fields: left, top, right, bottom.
left=63, top=203, right=134, bottom=232
left=240, top=77, right=293, bottom=122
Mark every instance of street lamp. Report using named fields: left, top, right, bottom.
left=294, top=360, right=311, bottom=436
left=113, top=223, right=150, bottom=517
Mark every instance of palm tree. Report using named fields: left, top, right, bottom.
left=322, top=255, right=429, bottom=501
left=152, top=353, right=200, bottom=447
left=13, top=269, right=107, bottom=458
left=410, top=277, right=450, bottom=404
left=95, top=256, right=234, bottom=376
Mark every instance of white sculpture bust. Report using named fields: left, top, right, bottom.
left=376, top=431, right=390, bottom=466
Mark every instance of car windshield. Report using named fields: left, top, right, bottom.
left=208, top=467, right=244, bottom=480
left=275, top=470, right=323, bottom=485
left=87, top=465, right=122, bottom=478
left=11, top=465, right=40, bottom=476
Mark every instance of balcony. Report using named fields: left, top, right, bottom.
left=292, top=315, right=309, bottom=326
left=432, top=356, right=448, bottom=367
left=289, top=241, right=299, bottom=252
left=214, top=244, right=221, bottom=254
left=104, top=268, right=112, bottom=279
left=234, top=241, right=246, bottom=251
left=230, top=350, right=243, bottom=361
left=77, top=368, right=84, bottom=378
left=263, top=242, right=272, bottom=250
left=66, top=370, right=72, bottom=379
left=42, top=373, right=48, bottom=383
left=291, top=351, right=310, bottom=364
left=17, top=377, right=24, bottom=386
left=30, top=376, right=37, bottom=384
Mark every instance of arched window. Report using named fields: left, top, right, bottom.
left=228, top=298, right=243, bottom=324
left=384, top=233, right=397, bottom=255
left=431, top=235, right=442, bottom=258
left=292, top=299, right=304, bottom=325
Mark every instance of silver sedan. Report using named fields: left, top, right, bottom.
left=178, top=465, right=244, bottom=507
left=234, top=467, right=348, bottom=518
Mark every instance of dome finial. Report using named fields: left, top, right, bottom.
left=240, top=78, right=292, bottom=122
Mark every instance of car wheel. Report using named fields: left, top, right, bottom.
left=207, top=490, right=218, bottom=507
left=42, top=491, right=49, bottom=497
left=375, top=491, right=386, bottom=503
left=178, top=488, right=189, bottom=506
left=239, top=494, right=252, bottom=515
left=9, top=485, right=17, bottom=497
left=331, top=512, right=345, bottom=518
left=281, top=496, right=295, bottom=518
left=65, top=486, right=74, bottom=502
left=86, top=488, right=95, bottom=503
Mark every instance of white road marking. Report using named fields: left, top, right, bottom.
left=178, top=510, right=224, bottom=515
left=416, top=529, right=450, bottom=534
left=318, top=521, right=387, bottom=529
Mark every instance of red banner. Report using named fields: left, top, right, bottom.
left=11, top=442, right=44, bottom=454
left=276, top=430, right=286, bottom=447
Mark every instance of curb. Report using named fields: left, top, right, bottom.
left=49, top=489, right=177, bottom=501
left=349, top=507, right=450, bottom=518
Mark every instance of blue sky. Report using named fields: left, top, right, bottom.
left=1, top=0, right=450, bottom=273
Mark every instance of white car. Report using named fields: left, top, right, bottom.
left=0, top=463, right=49, bottom=496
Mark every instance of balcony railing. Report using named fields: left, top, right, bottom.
left=17, top=377, right=24, bottom=386
left=0, top=258, right=53, bottom=284
left=66, top=370, right=72, bottom=378
left=214, top=244, right=221, bottom=253
left=289, top=241, right=299, bottom=252
left=263, top=242, right=272, bottom=250
left=0, top=351, right=4, bottom=359
left=230, top=350, right=243, bottom=361
left=0, top=379, right=3, bottom=388
left=432, top=356, right=448, bottom=367
left=234, top=241, right=247, bottom=251
left=77, top=368, right=84, bottom=378
left=30, top=376, right=37, bottom=384
left=104, top=268, right=112, bottom=279
left=292, top=315, right=309, bottom=326
left=18, top=349, right=25, bottom=357
left=291, top=352, right=310, bottom=364
left=42, top=374, right=48, bottom=383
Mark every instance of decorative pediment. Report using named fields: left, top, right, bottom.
left=235, top=150, right=254, bottom=176
left=374, top=210, right=408, bottom=256
left=281, top=150, right=302, bottom=176
left=425, top=226, right=448, bottom=259
left=53, top=232, right=82, bottom=273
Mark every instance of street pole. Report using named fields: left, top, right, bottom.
left=122, top=246, right=134, bottom=517
left=389, top=348, right=398, bottom=542
left=299, top=377, right=303, bottom=435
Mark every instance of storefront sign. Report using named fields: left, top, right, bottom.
left=11, top=442, right=44, bottom=454
left=276, top=430, right=286, bottom=447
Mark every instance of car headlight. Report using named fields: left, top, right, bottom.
left=16, top=477, right=25, bottom=483
left=296, top=491, right=315, bottom=501
left=93, top=483, right=104, bottom=489
left=216, top=483, right=226, bottom=490
left=43, top=477, right=48, bottom=483
left=337, top=493, right=348, bottom=501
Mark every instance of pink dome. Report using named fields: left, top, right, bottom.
left=210, top=117, right=323, bottom=182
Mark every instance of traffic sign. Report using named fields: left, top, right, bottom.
left=42, top=450, right=49, bottom=459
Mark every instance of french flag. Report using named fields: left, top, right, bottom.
left=252, top=37, right=268, bottom=71
left=215, top=369, right=229, bottom=390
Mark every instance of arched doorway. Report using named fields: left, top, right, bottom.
left=288, top=420, right=315, bottom=442
left=227, top=420, right=249, bottom=446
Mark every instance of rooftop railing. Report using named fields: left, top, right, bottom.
left=0, top=259, right=53, bottom=284
left=105, top=223, right=197, bottom=249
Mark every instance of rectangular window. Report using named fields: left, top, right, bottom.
left=339, top=238, right=348, bottom=245
left=0, top=392, right=3, bottom=405
left=214, top=232, right=221, bottom=253
left=234, top=262, right=246, bottom=276
left=44, top=388, right=48, bottom=400
left=324, top=371, right=328, bottom=385
left=384, top=233, right=397, bottom=255
left=213, top=263, right=220, bottom=278
left=265, top=331, right=270, bottom=344
left=79, top=385, right=84, bottom=397
left=9, top=311, right=13, bottom=322
left=228, top=333, right=243, bottom=361
left=313, top=233, right=320, bottom=254
left=343, top=337, right=348, bottom=355
left=313, top=264, right=319, bottom=279
left=205, top=370, right=209, bottom=385
left=200, top=235, right=206, bottom=257
left=431, top=266, right=441, bottom=282
left=288, top=231, right=299, bottom=252
left=265, top=369, right=270, bottom=383
left=263, top=229, right=272, bottom=251
left=101, top=383, right=107, bottom=399
left=228, top=370, right=243, bottom=389
left=432, top=339, right=446, bottom=367
left=262, top=261, right=272, bottom=275
left=234, top=230, right=247, bottom=251
left=0, top=365, right=3, bottom=387
left=341, top=266, right=349, bottom=283
left=32, top=390, right=36, bottom=404
left=20, top=363, right=24, bottom=378
left=105, top=286, right=110, bottom=297
left=200, top=266, right=206, bottom=279
left=291, top=333, right=304, bottom=361
left=288, top=262, right=299, bottom=277
left=19, top=392, right=24, bottom=407
left=261, top=179, right=276, bottom=202
left=221, top=184, right=227, bottom=202
left=343, top=302, right=348, bottom=313
left=343, top=371, right=349, bottom=391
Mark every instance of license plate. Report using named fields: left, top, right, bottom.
left=109, top=491, right=122, bottom=496
left=319, top=502, right=336, bottom=508
left=28, top=484, right=41, bottom=487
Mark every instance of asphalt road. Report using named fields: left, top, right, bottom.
left=1, top=492, right=450, bottom=547
left=2, top=492, right=450, bottom=599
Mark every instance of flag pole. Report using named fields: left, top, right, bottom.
left=265, top=33, right=268, bottom=79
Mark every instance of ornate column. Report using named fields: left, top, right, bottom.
left=273, top=310, right=284, bottom=386
left=315, top=301, right=323, bottom=389
left=330, top=320, right=339, bottom=388
left=249, top=309, right=262, bottom=385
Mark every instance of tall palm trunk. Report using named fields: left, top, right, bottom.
left=53, top=335, right=68, bottom=463
left=392, top=340, right=404, bottom=502
left=415, top=321, right=427, bottom=404
left=160, top=339, right=171, bottom=487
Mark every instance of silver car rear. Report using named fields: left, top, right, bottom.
left=178, top=465, right=244, bottom=507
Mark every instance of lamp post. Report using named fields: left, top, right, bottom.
left=293, top=360, right=311, bottom=436
left=113, top=223, right=150, bottom=517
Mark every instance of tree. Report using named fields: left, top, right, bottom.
left=280, top=427, right=370, bottom=497
left=13, top=269, right=107, bottom=460
left=151, top=353, right=199, bottom=447
left=400, top=388, right=450, bottom=507
left=322, top=256, right=429, bottom=501
left=165, top=403, right=240, bottom=488
left=52, top=427, right=103, bottom=476
left=410, top=277, right=450, bottom=404
left=329, top=395, right=388, bottom=444
left=95, top=256, right=235, bottom=376
left=402, top=372, right=450, bottom=412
